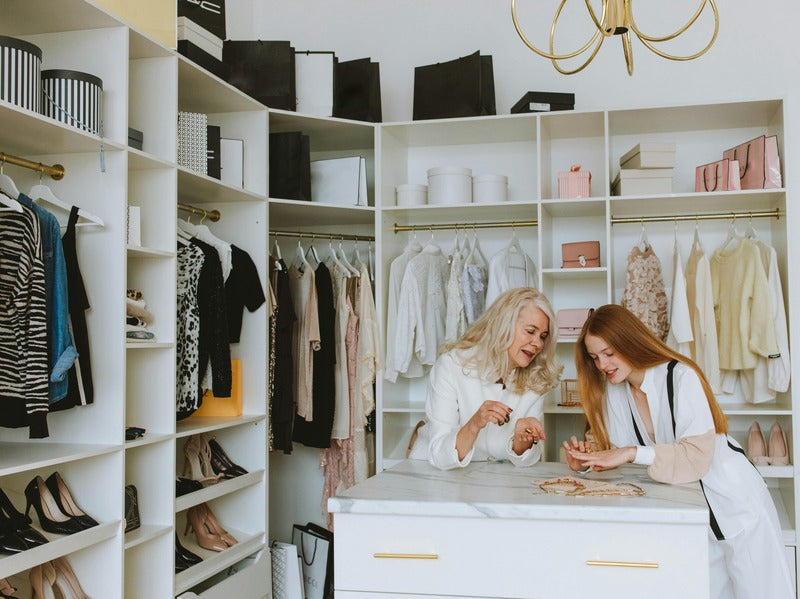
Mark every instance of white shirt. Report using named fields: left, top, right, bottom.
left=666, top=242, right=693, bottom=355
left=444, top=247, right=466, bottom=343
left=485, top=244, right=537, bottom=306
left=425, top=349, right=544, bottom=470
left=384, top=243, right=423, bottom=382
left=685, top=239, right=721, bottom=393
left=330, top=262, right=351, bottom=439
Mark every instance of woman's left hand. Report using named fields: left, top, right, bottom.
left=512, top=417, right=545, bottom=454
left=566, top=446, right=636, bottom=471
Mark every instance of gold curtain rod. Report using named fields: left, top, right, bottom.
left=393, top=220, right=538, bottom=234
left=177, top=203, right=220, bottom=222
left=611, top=208, right=783, bottom=225
left=271, top=230, right=375, bottom=242
left=0, top=151, right=65, bottom=180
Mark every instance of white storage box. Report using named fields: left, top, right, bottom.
left=473, top=174, right=508, bottom=203
left=0, top=35, right=42, bottom=112
left=311, top=156, right=366, bottom=205
left=396, top=184, right=427, bottom=206
left=220, top=138, right=243, bottom=187
left=295, top=51, right=335, bottom=117
left=427, top=166, right=472, bottom=204
left=620, top=142, right=676, bottom=169
left=41, top=69, right=103, bottom=135
left=612, top=168, right=674, bottom=196
left=177, top=16, right=223, bottom=61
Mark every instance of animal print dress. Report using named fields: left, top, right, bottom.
left=176, top=243, right=205, bottom=413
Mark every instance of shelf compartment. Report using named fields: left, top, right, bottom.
left=270, top=108, right=376, bottom=152
left=382, top=407, right=426, bottom=414
left=0, top=521, right=119, bottom=580
left=174, top=529, right=265, bottom=595
left=719, top=402, right=793, bottom=416
left=609, top=190, right=786, bottom=219
left=384, top=201, right=537, bottom=227
left=124, top=524, right=172, bottom=550
left=757, top=466, right=794, bottom=479
left=540, top=198, right=607, bottom=217
left=128, top=148, right=174, bottom=171
left=126, top=342, right=174, bottom=349
left=175, top=470, right=265, bottom=512
left=769, top=487, right=796, bottom=545
left=178, top=57, right=263, bottom=114
left=270, top=198, right=375, bottom=227
left=125, top=433, right=173, bottom=449
left=178, top=167, right=266, bottom=205
left=176, top=415, right=265, bottom=438
left=541, top=267, right=608, bottom=280
left=381, top=114, right=536, bottom=147
left=127, top=246, right=175, bottom=258
left=1, top=0, right=122, bottom=34
left=0, top=442, right=119, bottom=477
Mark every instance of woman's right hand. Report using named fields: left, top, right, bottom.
left=562, top=435, right=593, bottom=471
left=468, top=400, right=512, bottom=432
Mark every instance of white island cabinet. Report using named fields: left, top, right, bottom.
left=329, top=461, right=709, bottom=599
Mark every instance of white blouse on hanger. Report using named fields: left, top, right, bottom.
left=444, top=245, right=467, bottom=343
left=384, top=242, right=423, bottom=382
left=330, top=262, right=352, bottom=439
left=666, top=243, right=693, bottom=356
left=685, top=238, right=721, bottom=394
left=485, top=244, right=537, bottom=307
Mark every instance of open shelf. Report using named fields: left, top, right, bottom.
left=178, top=168, right=266, bottom=205
left=175, top=471, right=265, bottom=512
left=176, top=415, right=265, bottom=439
left=127, top=246, right=175, bottom=258
left=0, top=442, right=119, bottom=477
left=270, top=108, right=375, bottom=152
left=124, top=524, right=172, bottom=550
left=270, top=198, right=375, bottom=227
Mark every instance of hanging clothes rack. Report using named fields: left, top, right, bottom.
left=0, top=151, right=65, bottom=180
left=177, top=203, right=221, bottom=222
left=611, top=208, right=783, bottom=225
left=393, top=219, right=538, bottom=234
left=270, top=229, right=374, bottom=242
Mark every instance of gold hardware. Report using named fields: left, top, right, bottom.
left=393, top=220, right=537, bottom=234
left=177, top=203, right=221, bottom=222
left=586, top=560, right=658, bottom=569
left=611, top=208, right=782, bottom=226
left=373, top=553, right=439, bottom=560
left=270, top=230, right=374, bottom=242
left=0, top=151, right=65, bottom=180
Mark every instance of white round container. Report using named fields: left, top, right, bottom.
left=427, top=166, right=472, bottom=205
left=473, top=174, right=508, bottom=203
left=396, top=184, right=428, bottom=206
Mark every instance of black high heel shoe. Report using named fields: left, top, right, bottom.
left=0, top=487, right=47, bottom=548
left=175, top=533, right=202, bottom=572
left=206, top=438, right=247, bottom=478
left=24, top=476, right=86, bottom=535
left=44, top=472, right=99, bottom=529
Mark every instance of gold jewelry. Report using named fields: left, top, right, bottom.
left=534, top=478, right=646, bottom=498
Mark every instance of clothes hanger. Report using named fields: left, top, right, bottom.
left=0, top=158, right=21, bottom=203
left=406, top=228, right=422, bottom=252
left=271, top=235, right=283, bottom=270
left=719, top=214, right=744, bottom=251
left=0, top=188, right=23, bottom=213
left=692, top=215, right=703, bottom=251
left=305, top=233, right=320, bottom=266
left=637, top=218, right=650, bottom=251
left=352, top=240, right=365, bottom=270
left=176, top=214, right=192, bottom=246
left=465, top=224, right=487, bottom=266
left=29, top=172, right=104, bottom=226
left=326, top=237, right=343, bottom=271
left=338, top=237, right=359, bottom=275
left=506, top=222, right=529, bottom=274
left=294, top=235, right=310, bottom=271
left=744, top=212, right=758, bottom=240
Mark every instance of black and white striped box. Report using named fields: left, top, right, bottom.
left=0, top=35, right=42, bottom=112
left=41, top=69, right=103, bottom=135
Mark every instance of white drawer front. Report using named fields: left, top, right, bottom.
left=334, top=513, right=708, bottom=598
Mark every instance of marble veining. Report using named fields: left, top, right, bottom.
left=328, top=460, right=708, bottom=524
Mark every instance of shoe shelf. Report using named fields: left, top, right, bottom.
left=124, top=433, right=173, bottom=450
left=0, top=521, right=119, bottom=580
left=174, top=528, right=265, bottom=596
left=175, top=415, right=266, bottom=439
left=176, top=549, right=269, bottom=599
left=125, top=341, right=175, bottom=350
left=127, top=245, right=175, bottom=259
left=123, top=524, right=172, bottom=551
left=0, top=443, right=120, bottom=478
left=757, top=465, right=795, bottom=479
left=175, top=471, right=265, bottom=513
left=719, top=402, right=793, bottom=416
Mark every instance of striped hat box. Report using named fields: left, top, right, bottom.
left=0, top=35, right=42, bottom=112
left=41, top=69, right=103, bottom=135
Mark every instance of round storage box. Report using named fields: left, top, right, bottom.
left=396, top=184, right=427, bottom=206
left=41, top=69, right=103, bottom=135
left=473, top=174, right=508, bottom=203
left=427, top=166, right=472, bottom=205
left=0, top=35, right=42, bottom=112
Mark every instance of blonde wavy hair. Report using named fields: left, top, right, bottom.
left=576, top=304, right=727, bottom=451
left=443, top=287, right=563, bottom=395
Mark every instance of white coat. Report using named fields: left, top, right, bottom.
left=423, top=349, right=544, bottom=470
left=604, top=362, right=793, bottom=599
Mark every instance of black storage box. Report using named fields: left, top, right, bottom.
left=224, top=40, right=295, bottom=110
left=269, top=131, right=310, bottom=201
left=128, top=127, right=144, bottom=151
left=511, top=91, right=575, bottom=114
left=177, top=0, right=226, bottom=41
left=178, top=40, right=229, bottom=81
left=413, top=51, right=495, bottom=121
left=207, top=125, right=221, bottom=179
left=333, top=57, right=382, bottom=122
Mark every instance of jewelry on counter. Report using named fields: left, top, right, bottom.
left=533, top=477, right=645, bottom=497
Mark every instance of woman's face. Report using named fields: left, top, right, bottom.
left=507, top=304, right=549, bottom=370
left=584, top=333, right=633, bottom=385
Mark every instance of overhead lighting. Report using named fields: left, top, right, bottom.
left=511, top=0, right=719, bottom=75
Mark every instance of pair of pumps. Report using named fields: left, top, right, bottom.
left=747, top=421, right=789, bottom=466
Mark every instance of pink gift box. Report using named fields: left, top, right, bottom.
left=558, top=165, right=591, bottom=198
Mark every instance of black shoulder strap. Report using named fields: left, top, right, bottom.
left=666, top=360, right=678, bottom=436
left=629, top=406, right=645, bottom=446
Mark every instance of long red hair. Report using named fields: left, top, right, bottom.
left=575, top=304, right=727, bottom=450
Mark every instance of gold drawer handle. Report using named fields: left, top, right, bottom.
left=373, top=553, right=439, bottom=560
left=586, top=560, right=658, bottom=569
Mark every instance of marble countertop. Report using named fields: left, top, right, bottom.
left=328, top=460, right=708, bottom=525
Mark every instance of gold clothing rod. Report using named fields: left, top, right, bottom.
left=0, top=151, right=65, bottom=180
left=611, top=208, right=783, bottom=225
left=271, top=230, right=375, bottom=242
left=177, top=203, right=221, bottom=222
left=393, top=220, right=538, bottom=234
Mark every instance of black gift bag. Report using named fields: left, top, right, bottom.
left=223, top=40, right=295, bottom=110
left=177, top=0, right=226, bottom=41
left=292, top=522, right=333, bottom=599
left=413, top=50, right=496, bottom=120
left=333, top=57, right=382, bottom=123
left=270, top=132, right=311, bottom=201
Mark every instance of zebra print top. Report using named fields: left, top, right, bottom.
left=0, top=206, right=49, bottom=438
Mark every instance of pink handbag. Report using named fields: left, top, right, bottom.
left=694, top=159, right=741, bottom=192
left=557, top=165, right=591, bottom=199
left=722, top=135, right=782, bottom=190
left=561, top=241, right=600, bottom=268
left=557, top=308, right=593, bottom=339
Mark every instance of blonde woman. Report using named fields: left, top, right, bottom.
left=565, top=304, right=793, bottom=599
left=416, top=288, right=562, bottom=470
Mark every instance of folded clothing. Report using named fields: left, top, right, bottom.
left=127, top=289, right=143, bottom=300
left=126, top=323, right=149, bottom=333
left=126, top=297, right=154, bottom=324
left=126, top=330, right=155, bottom=341
left=126, top=316, right=147, bottom=327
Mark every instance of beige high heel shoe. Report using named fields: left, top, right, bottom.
left=199, top=503, right=237, bottom=547
left=30, top=562, right=57, bottom=599
left=185, top=505, right=227, bottom=551
left=747, top=422, right=769, bottom=466
left=182, top=436, right=221, bottom=487
left=768, top=422, right=790, bottom=466
left=0, top=578, right=16, bottom=598
left=50, top=557, right=89, bottom=599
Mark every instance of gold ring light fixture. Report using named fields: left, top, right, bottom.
left=511, top=0, right=719, bottom=75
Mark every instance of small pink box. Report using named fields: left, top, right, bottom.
left=558, top=165, right=591, bottom=198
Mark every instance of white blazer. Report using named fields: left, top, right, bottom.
left=424, top=349, right=544, bottom=470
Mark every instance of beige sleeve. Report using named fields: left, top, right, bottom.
left=647, top=429, right=716, bottom=484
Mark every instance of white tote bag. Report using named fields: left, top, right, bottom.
left=292, top=524, right=332, bottom=599
left=271, top=541, right=305, bottom=599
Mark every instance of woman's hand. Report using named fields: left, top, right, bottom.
left=467, top=400, right=512, bottom=433
left=566, top=446, right=637, bottom=472
left=512, top=417, right=545, bottom=455
left=562, top=435, right=593, bottom=471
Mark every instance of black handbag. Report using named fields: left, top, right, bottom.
left=269, top=132, right=311, bottom=201
left=223, top=40, right=296, bottom=110
left=124, top=484, right=140, bottom=533
left=413, top=51, right=496, bottom=120
left=178, top=0, right=226, bottom=40
left=333, top=57, right=382, bottom=123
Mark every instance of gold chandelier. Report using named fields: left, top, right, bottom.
left=511, top=0, right=719, bottom=75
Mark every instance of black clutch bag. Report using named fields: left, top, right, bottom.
left=223, top=40, right=296, bottom=110
left=413, top=51, right=496, bottom=120
left=333, top=57, right=382, bottom=123
left=269, top=131, right=311, bottom=201
left=124, top=484, right=141, bottom=533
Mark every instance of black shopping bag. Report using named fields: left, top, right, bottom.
left=178, top=0, right=226, bottom=40
left=223, top=40, right=295, bottom=110
left=292, top=522, right=333, bottom=599
left=413, top=50, right=496, bottom=120
left=269, top=132, right=311, bottom=201
left=333, top=57, right=382, bottom=122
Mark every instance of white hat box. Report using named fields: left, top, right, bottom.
left=396, top=184, right=427, bottom=206
left=427, top=166, right=472, bottom=204
left=472, top=174, right=508, bottom=203
left=0, top=35, right=42, bottom=112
